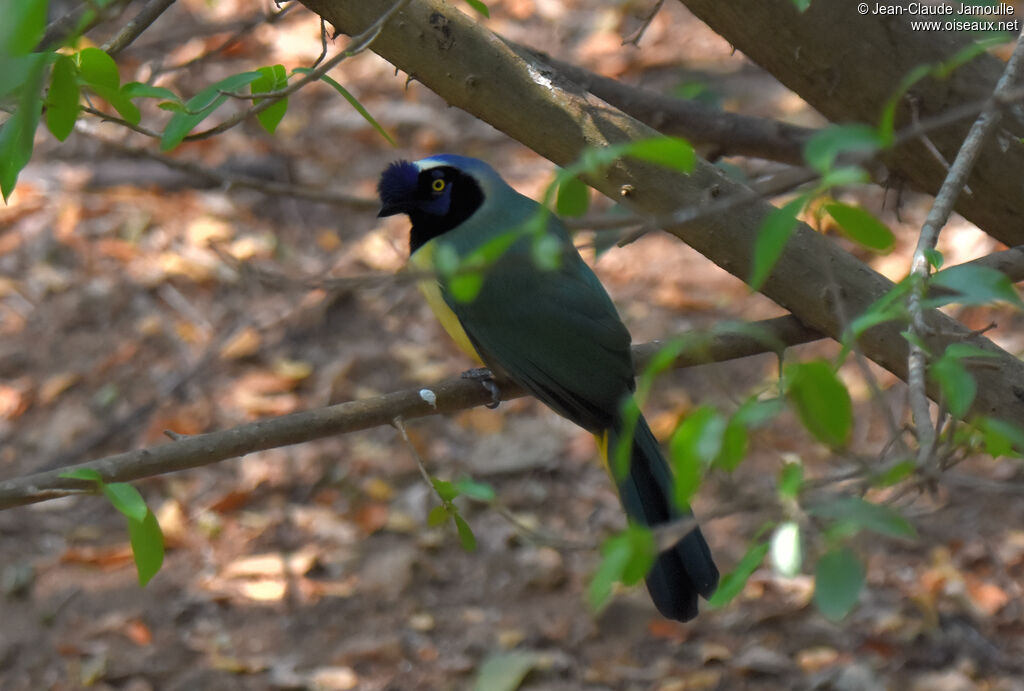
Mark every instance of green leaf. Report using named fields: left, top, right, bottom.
left=1, top=0, right=47, bottom=55
left=433, top=243, right=459, bottom=275
left=669, top=405, right=724, bottom=506
left=463, top=0, right=490, bottom=17
left=127, top=510, right=164, bottom=586
left=872, top=460, right=916, bottom=487
left=589, top=535, right=630, bottom=613
left=427, top=504, right=450, bottom=527
left=76, top=47, right=120, bottom=90
left=804, top=124, right=881, bottom=173
left=942, top=343, right=998, bottom=360
left=927, top=264, right=1023, bottom=308
left=619, top=526, right=656, bottom=586
left=770, top=521, right=802, bottom=577
left=846, top=277, right=911, bottom=342
left=121, top=82, right=180, bottom=102
left=819, top=165, right=870, bottom=188
left=713, top=418, right=748, bottom=472
left=823, top=202, right=894, bottom=252
left=473, top=651, right=538, bottom=691
left=924, top=248, right=944, bottom=269
left=45, top=54, right=80, bottom=141
left=555, top=176, right=589, bottom=217
left=102, top=482, right=148, bottom=523
left=88, top=83, right=141, bottom=125
left=0, top=52, right=47, bottom=201
left=160, top=71, right=262, bottom=151
left=624, top=137, right=696, bottom=174
left=791, top=0, right=812, bottom=9
left=59, top=467, right=103, bottom=482
left=707, top=540, right=769, bottom=607
left=814, top=547, right=864, bottom=620
left=786, top=360, right=852, bottom=448
left=978, top=417, right=1024, bottom=458
left=778, top=461, right=803, bottom=499
left=733, top=396, right=785, bottom=428
left=879, top=64, right=931, bottom=145
left=900, top=328, right=930, bottom=354
left=449, top=271, right=484, bottom=302
left=930, top=355, right=975, bottom=418
left=0, top=55, right=37, bottom=100
left=454, top=514, right=477, bottom=552
left=531, top=233, right=562, bottom=271
left=750, top=196, right=805, bottom=291
left=252, top=64, right=288, bottom=134
left=808, top=496, right=917, bottom=539
left=453, top=478, right=496, bottom=502
left=157, top=101, right=190, bottom=113
left=294, top=68, right=396, bottom=146
left=588, top=526, right=655, bottom=612
left=431, top=478, right=459, bottom=502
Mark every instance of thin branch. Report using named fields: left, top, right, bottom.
left=622, top=0, right=665, bottom=47
left=511, top=42, right=814, bottom=166
left=79, top=106, right=162, bottom=138
left=5, top=238, right=1024, bottom=512
left=907, top=27, right=1024, bottom=466
left=36, top=0, right=133, bottom=51
left=102, top=0, right=178, bottom=56
left=0, top=316, right=818, bottom=511
left=181, top=0, right=409, bottom=143
left=84, top=128, right=378, bottom=209
left=151, top=6, right=297, bottom=76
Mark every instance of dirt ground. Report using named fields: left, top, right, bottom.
left=2, top=1, right=1024, bottom=689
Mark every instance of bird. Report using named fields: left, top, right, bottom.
left=377, top=154, right=718, bottom=621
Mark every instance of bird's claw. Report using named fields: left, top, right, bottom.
left=462, top=367, right=501, bottom=408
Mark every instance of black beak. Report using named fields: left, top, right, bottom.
left=377, top=203, right=404, bottom=218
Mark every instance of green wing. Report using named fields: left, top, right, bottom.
left=443, top=219, right=634, bottom=432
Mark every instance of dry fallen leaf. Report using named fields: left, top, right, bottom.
left=964, top=575, right=1010, bottom=617
left=61, top=545, right=135, bottom=570
left=308, top=666, right=358, bottom=690
left=219, top=327, right=262, bottom=360
left=124, top=619, right=153, bottom=647
left=352, top=502, right=390, bottom=535
left=38, top=372, right=80, bottom=405
left=0, top=379, right=32, bottom=420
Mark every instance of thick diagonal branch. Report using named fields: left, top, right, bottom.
left=301, top=0, right=1024, bottom=427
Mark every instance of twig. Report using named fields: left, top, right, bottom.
left=36, top=0, right=133, bottom=51
left=906, top=27, right=1024, bottom=467
left=392, top=414, right=592, bottom=549
left=182, top=0, right=410, bottom=143
left=615, top=165, right=820, bottom=246
left=79, top=106, right=162, bottom=138
left=622, top=0, right=665, bottom=47
left=152, top=5, right=297, bottom=76
left=83, top=128, right=378, bottom=209
left=102, top=0, right=178, bottom=56
left=392, top=416, right=438, bottom=492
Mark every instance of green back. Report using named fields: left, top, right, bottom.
left=434, top=186, right=634, bottom=432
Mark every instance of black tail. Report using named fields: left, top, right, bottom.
left=606, top=415, right=719, bottom=621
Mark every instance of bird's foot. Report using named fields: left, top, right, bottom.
left=461, top=367, right=501, bottom=409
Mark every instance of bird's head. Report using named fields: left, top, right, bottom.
left=377, top=155, right=492, bottom=253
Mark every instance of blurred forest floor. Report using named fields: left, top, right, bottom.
left=2, top=0, right=1024, bottom=689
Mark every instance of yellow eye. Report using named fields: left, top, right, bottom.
left=432, top=178, right=446, bottom=192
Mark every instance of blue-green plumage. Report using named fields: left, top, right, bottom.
left=378, top=155, right=718, bottom=621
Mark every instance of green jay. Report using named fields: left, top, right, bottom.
left=377, top=154, right=718, bottom=621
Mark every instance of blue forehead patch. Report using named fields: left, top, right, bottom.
left=377, top=159, right=419, bottom=205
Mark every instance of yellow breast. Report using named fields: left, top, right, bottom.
left=410, top=242, right=482, bottom=363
